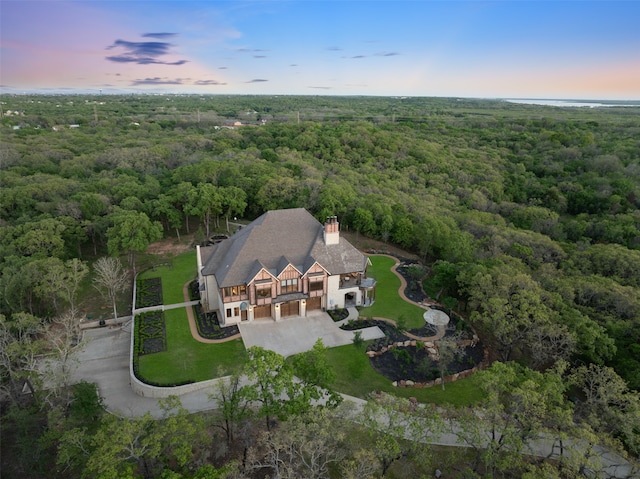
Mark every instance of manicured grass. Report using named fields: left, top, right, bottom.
left=326, top=343, right=483, bottom=407
left=138, top=250, right=197, bottom=305
left=137, top=307, right=246, bottom=385
left=359, top=255, right=427, bottom=329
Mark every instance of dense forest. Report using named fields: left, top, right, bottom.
left=1, top=94, right=639, bottom=478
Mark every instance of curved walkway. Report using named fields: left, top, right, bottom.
left=182, top=282, right=241, bottom=344
left=368, top=254, right=446, bottom=342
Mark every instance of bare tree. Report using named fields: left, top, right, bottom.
left=44, top=309, right=84, bottom=405
left=93, top=257, right=129, bottom=321
left=247, top=408, right=348, bottom=479
left=0, top=312, right=46, bottom=403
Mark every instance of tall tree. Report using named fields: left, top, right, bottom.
left=570, top=363, right=640, bottom=457
left=0, top=312, right=46, bottom=403
left=92, top=256, right=129, bottom=321
left=361, top=393, right=443, bottom=477
left=220, top=186, right=247, bottom=233
left=289, top=338, right=342, bottom=411
left=455, top=361, right=573, bottom=477
left=106, top=209, right=162, bottom=270
left=435, top=332, right=466, bottom=390
left=464, top=265, right=554, bottom=362
left=44, top=309, right=84, bottom=405
left=151, top=194, right=183, bottom=241
left=247, top=408, right=348, bottom=479
left=62, top=397, right=207, bottom=479
left=240, top=346, right=294, bottom=431
left=209, top=372, right=250, bottom=447
left=188, top=183, right=222, bottom=238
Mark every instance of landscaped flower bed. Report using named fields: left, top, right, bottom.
left=341, top=315, right=485, bottom=388
left=328, top=308, right=349, bottom=322
left=369, top=343, right=485, bottom=384
left=135, top=311, right=167, bottom=355
left=396, top=262, right=429, bottom=303
left=136, top=277, right=163, bottom=308
left=192, top=303, right=239, bottom=340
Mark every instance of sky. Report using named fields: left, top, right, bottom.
left=1, top=1, right=639, bottom=99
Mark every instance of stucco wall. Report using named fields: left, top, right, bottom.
left=326, top=275, right=361, bottom=309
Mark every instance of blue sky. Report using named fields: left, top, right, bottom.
left=1, top=1, right=639, bottom=98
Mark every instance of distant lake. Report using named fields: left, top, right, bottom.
left=504, top=99, right=639, bottom=108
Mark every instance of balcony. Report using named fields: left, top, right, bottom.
left=339, top=275, right=360, bottom=289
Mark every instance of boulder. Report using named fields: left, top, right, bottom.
left=406, top=380, right=415, bottom=386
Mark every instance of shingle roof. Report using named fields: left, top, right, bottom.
left=201, top=208, right=367, bottom=287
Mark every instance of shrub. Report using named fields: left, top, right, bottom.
left=353, top=330, right=364, bottom=349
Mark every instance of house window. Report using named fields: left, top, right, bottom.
left=226, top=308, right=232, bottom=318
left=309, top=280, right=323, bottom=292
left=234, top=307, right=240, bottom=316
left=281, top=278, right=298, bottom=294
left=224, top=285, right=247, bottom=297
left=256, top=286, right=271, bottom=298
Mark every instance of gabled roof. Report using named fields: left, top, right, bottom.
left=201, top=208, right=367, bottom=287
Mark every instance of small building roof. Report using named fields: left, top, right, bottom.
left=201, top=208, right=367, bottom=287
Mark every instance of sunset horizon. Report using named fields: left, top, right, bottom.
left=2, top=1, right=639, bottom=100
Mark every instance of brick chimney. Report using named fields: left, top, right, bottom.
left=323, top=216, right=339, bottom=245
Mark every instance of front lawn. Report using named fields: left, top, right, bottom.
left=137, top=250, right=197, bottom=305
left=359, top=255, right=427, bottom=329
left=326, top=343, right=482, bottom=407
left=136, top=307, right=246, bottom=386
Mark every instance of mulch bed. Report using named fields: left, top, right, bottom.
left=370, top=344, right=485, bottom=383
left=136, top=277, right=163, bottom=308
left=395, top=262, right=429, bottom=303
left=193, top=304, right=239, bottom=340
left=342, top=316, right=483, bottom=384
left=328, top=308, right=349, bottom=322
left=342, top=319, right=406, bottom=348
left=136, top=311, right=167, bottom=355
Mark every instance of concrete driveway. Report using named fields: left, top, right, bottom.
left=71, top=326, right=223, bottom=418
left=70, top=309, right=381, bottom=417
left=238, top=311, right=385, bottom=357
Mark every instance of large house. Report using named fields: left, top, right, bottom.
left=196, top=208, right=376, bottom=326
